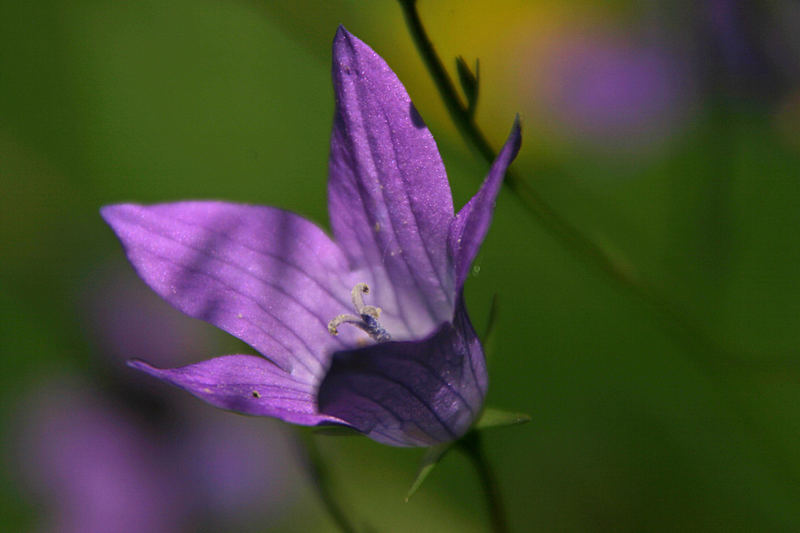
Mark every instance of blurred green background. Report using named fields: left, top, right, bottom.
left=2, top=0, right=799, bottom=531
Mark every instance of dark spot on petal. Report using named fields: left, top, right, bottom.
left=252, top=391, right=261, bottom=398
left=409, top=103, right=426, bottom=129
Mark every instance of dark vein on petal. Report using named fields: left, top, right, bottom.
left=349, top=366, right=458, bottom=440
left=365, top=120, right=442, bottom=326
left=162, top=207, right=354, bottom=311
left=332, top=384, right=441, bottom=445
left=158, top=379, right=327, bottom=416
left=378, top=350, right=476, bottom=417
left=330, top=386, right=403, bottom=426
left=331, top=112, right=408, bottom=332
left=335, top=63, right=419, bottom=333
left=383, top=108, right=455, bottom=311
left=342, top=122, right=415, bottom=333
left=127, top=213, right=348, bottom=354
left=135, top=246, right=323, bottom=378
left=136, top=215, right=344, bottom=341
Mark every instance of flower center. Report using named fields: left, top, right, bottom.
left=327, top=283, right=391, bottom=343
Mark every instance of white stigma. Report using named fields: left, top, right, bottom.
left=327, top=283, right=391, bottom=343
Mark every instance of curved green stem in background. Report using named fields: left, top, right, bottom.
left=458, top=431, right=507, bottom=533
left=297, top=431, right=362, bottom=533
left=396, top=0, right=798, bottom=377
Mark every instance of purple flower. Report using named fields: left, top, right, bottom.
left=536, top=35, right=688, bottom=149
left=101, top=27, right=521, bottom=447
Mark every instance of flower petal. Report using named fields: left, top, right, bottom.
left=129, top=356, right=345, bottom=427
left=328, top=27, right=455, bottom=336
left=449, top=117, right=522, bottom=288
left=317, top=300, right=486, bottom=447
left=101, top=201, right=359, bottom=382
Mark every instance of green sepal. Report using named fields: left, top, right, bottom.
left=474, top=407, right=531, bottom=430
left=455, top=55, right=480, bottom=116
left=405, top=442, right=452, bottom=502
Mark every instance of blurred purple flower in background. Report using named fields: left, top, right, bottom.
left=101, top=27, right=521, bottom=447
left=16, top=383, right=296, bottom=533
left=12, top=262, right=298, bottom=533
left=17, top=382, right=186, bottom=533
left=531, top=32, right=690, bottom=151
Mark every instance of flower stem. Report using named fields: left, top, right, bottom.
left=297, top=431, right=361, bottom=533
left=458, top=431, right=507, bottom=533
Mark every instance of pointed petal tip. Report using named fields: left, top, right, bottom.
left=126, top=357, right=147, bottom=369
left=332, top=25, right=358, bottom=52
left=493, top=114, right=523, bottom=176
left=127, top=359, right=174, bottom=383
left=447, top=114, right=523, bottom=288
left=331, top=26, right=375, bottom=68
left=99, top=203, right=140, bottom=228
left=127, top=358, right=174, bottom=384
left=127, top=358, right=158, bottom=375
left=99, top=203, right=122, bottom=223
left=334, top=24, right=349, bottom=38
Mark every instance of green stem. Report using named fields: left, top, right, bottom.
left=297, top=431, right=360, bottom=533
left=458, top=431, right=507, bottom=533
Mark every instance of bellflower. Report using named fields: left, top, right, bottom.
left=101, top=27, right=521, bottom=447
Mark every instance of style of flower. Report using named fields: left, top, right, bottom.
left=101, top=26, right=521, bottom=447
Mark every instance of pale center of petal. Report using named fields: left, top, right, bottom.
left=327, top=283, right=391, bottom=343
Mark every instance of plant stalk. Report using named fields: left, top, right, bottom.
left=458, top=431, right=508, bottom=533
left=297, top=431, right=361, bottom=533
